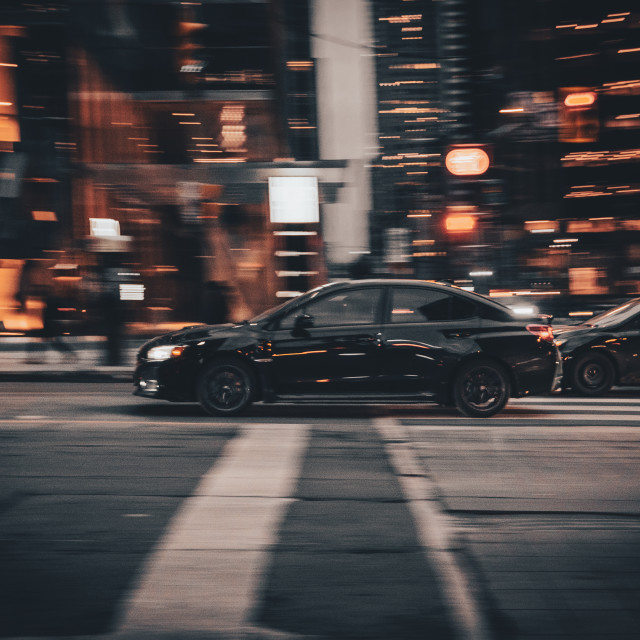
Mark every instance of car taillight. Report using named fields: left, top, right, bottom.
left=526, top=324, right=554, bottom=343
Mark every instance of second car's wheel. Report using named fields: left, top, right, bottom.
left=197, top=358, right=254, bottom=416
left=452, top=359, right=510, bottom=418
left=571, top=352, right=614, bottom=396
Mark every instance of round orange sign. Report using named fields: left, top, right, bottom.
left=445, top=147, right=491, bottom=176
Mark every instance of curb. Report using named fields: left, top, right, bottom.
left=0, top=368, right=132, bottom=383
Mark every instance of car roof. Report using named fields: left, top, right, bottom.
left=328, top=278, right=464, bottom=289
left=320, top=278, right=511, bottom=308
left=326, top=278, right=486, bottom=297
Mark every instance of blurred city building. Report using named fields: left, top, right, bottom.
left=0, top=0, right=371, bottom=330
left=2, top=0, right=640, bottom=333
left=369, top=0, right=640, bottom=300
left=468, top=0, right=640, bottom=300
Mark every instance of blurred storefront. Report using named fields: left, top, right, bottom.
left=0, top=0, right=363, bottom=332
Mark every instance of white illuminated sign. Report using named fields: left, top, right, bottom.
left=269, top=177, right=319, bottom=224
left=119, top=284, right=145, bottom=301
left=90, top=218, right=120, bottom=237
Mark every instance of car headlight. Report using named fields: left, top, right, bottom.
left=146, top=345, right=187, bottom=361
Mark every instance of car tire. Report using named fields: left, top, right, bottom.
left=453, top=359, right=510, bottom=418
left=197, top=358, right=255, bottom=416
left=571, top=352, right=614, bottom=396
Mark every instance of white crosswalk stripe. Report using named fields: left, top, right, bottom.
left=115, top=423, right=310, bottom=638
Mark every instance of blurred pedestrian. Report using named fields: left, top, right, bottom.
left=350, top=254, right=373, bottom=279
left=99, top=268, right=125, bottom=366
left=202, top=280, right=230, bottom=325
left=25, top=284, right=78, bottom=364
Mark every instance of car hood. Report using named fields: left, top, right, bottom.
left=140, top=322, right=243, bottom=349
left=553, top=323, right=613, bottom=353
left=553, top=324, right=592, bottom=338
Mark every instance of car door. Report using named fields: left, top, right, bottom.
left=379, top=286, right=481, bottom=394
left=266, top=286, right=384, bottom=395
left=615, top=313, right=640, bottom=383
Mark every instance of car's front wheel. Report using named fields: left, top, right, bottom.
left=452, top=359, right=510, bottom=418
left=197, top=358, right=254, bottom=416
left=571, top=352, right=614, bottom=396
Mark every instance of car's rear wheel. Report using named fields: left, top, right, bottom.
left=453, top=359, right=510, bottom=418
left=571, top=352, right=614, bottom=395
left=197, top=358, right=254, bottom=416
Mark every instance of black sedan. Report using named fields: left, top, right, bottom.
left=556, top=297, right=640, bottom=395
left=134, top=279, right=562, bottom=417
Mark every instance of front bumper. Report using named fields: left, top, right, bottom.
left=133, top=359, right=197, bottom=402
left=551, top=347, right=564, bottom=393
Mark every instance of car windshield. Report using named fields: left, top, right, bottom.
left=582, top=299, right=640, bottom=328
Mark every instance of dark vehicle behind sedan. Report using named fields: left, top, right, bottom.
left=556, top=297, right=640, bottom=395
left=134, top=279, right=562, bottom=417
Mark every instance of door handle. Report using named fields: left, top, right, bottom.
left=355, top=333, right=383, bottom=345
left=443, top=330, right=472, bottom=338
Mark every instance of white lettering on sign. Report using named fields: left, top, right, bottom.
left=181, top=63, right=205, bottom=73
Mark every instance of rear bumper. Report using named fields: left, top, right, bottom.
left=511, top=344, right=563, bottom=397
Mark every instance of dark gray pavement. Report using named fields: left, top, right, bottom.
left=1, top=383, right=639, bottom=639
left=390, top=409, right=640, bottom=640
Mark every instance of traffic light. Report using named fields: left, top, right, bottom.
left=559, top=88, right=598, bottom=143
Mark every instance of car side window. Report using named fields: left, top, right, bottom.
left=389, top=288, right=477, bottom=323
left=279, top=288, right=382, bottom=329
left=390, top=288, right=448, bottom=322
left=450, top=295, right=477, bottom=320
left=623, top=314, right=640, bottom=331
left=479, top=304, right=514, bottom=322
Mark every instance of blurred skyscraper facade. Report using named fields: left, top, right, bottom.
left=369, top=0, right=640, bottom=298
left=1, top=0, right=640, bottom=332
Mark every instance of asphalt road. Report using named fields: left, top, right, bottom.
left=1, top=385, right=639, bottom=640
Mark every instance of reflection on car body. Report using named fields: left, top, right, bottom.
left=134, top=279, right=562, bottom=417
left=555, top=297, right=640, bottom=395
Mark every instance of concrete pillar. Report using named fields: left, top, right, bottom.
left=311, top=0, right=378, bottom=270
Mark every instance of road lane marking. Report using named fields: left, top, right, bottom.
left=402, top=424, right=640, bottom=435
left=401, top=414, right=640, bottom=423
left=115, top=422, right=309, bottom=637
left=512, top=396, right=640, bottom=404
left=376, top=417, right=491, bottom=640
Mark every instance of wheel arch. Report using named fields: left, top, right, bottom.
left=565, top=346, right=620, bottom=388
left=196, top=351, right=264, bottom=402
left=444, top=353, right=515, bottom=403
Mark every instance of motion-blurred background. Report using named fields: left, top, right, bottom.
left=1, top=0, right=638, bottom=335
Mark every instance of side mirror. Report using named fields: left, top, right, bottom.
left=294, top=313, right=314, bottom=331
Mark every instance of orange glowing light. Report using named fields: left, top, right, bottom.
left=445, top=214, right=476, bottom=233
left=564, top=92, right=597, bottom=107
left=445, top=147, right=490, bottom=176
left=31, top=210, right=57, bottom=221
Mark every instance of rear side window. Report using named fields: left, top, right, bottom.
left=479, top=304, right=514, bottom=322
left=451, top=295, right=477, bottom=320
left=389, top=288, right=477, bottom=323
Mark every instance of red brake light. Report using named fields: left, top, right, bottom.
left=526, top=324, right=554, bottom=343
